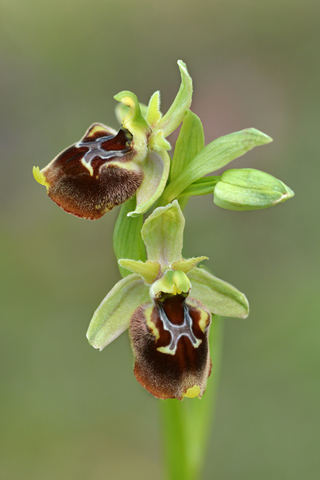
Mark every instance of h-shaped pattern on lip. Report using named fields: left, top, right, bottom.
left=75, top=134, right=130, bottom=175
left=157, top=302, right=202, bottom=355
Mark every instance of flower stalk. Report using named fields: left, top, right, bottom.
left=160, top=315, right=223, bottom=480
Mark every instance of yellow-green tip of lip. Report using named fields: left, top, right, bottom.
left=184, top=385, right=201, bottom=398
left=33, top=166, right=50, bottom=190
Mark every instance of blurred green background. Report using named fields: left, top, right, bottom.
left=1, top=0, right=319, bottom=478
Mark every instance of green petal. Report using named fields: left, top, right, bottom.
left=128, top=150, right=170, bottom=217
left=141, top=200, right=185, bottom=265
left=148, top=130, right=171, bottom=152
left=188, top=267, right=249, bottom=318
left=118, top=259, right=161, bottom=285
left=156, top=60, right=193, bottom=138
left=162, top=128, right=273, bottom=203
left=171, top=256, right=208, bottom=273
left=86, top=274, right=149, bottom=350
left=146, top=91, right=162, bottom=126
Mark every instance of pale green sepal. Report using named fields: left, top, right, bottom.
left=179, top=176, right=220, bottom=197
left=86, top=274, right=149, bottom=350
left=188, top=267, right=249, bottom=318
left=162, top=128, right=273, bottom=203
left=115, top=102, right=148, bottom=125
left=214, top=168, right=295, bottom=211
left=146, top=91, right=162, bottom=126
left=118, top=259, right=161, bottom=285
left=141, top=200, right=184, bottom=264
left=170, top=110, right=204, bottom=182
left=171, top=256, right=208, bottom=273
left=150, top=270, right=191, bottom=299
left=113, top=197, right=146, bottom=278
left=156, top=60, right=193, bottom=138
left=128, top=150, right=170, bottom=217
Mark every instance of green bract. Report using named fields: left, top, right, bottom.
left=160, top=127, right=273, bottom=205
left=87, top=201, right=249, bottom=400
left=213, top=168, right=294, bottom=210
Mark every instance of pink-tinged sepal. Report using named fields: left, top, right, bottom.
left=34, top=124, right=143, bottom=220
left=130, top=295, right=212, bottom=400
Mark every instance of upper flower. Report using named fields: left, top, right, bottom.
left=33, top=61, right=193, bottom=219
left=86, top=201, right=249, bottom=400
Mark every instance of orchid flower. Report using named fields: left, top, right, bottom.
left=87, top=201, right=249, bottom=400
left=33, top=61, right=192, bottom=219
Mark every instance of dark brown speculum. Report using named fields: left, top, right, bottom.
left=43, top=124, right=143, bottom=219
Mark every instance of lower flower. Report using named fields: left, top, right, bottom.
left=86, top=201, right=249, bottom=400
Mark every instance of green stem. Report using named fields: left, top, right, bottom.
left=160, top=399, right=189, bottom=480
left=160, top=316, right=224, bottom=480
left=113, top=198, right=224, bottom=480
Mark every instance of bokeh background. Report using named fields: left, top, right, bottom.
left=1, top=0, right=319, bottom=478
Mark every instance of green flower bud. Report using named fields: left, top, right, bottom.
left=213, top=168, right=294, bottom=211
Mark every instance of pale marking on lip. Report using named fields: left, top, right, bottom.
left=156, top=302, right=201, bottom=356
left=76, top=135, right=130, bottom=176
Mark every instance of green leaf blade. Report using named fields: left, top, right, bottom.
left=113, top=197, right=146, bottom=277
left=163, top=128, right=273, bottom=203
left=170, top=110, right=205, bottom=182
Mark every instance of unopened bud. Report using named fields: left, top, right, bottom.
left=213, top=168, right=294, bottom=211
